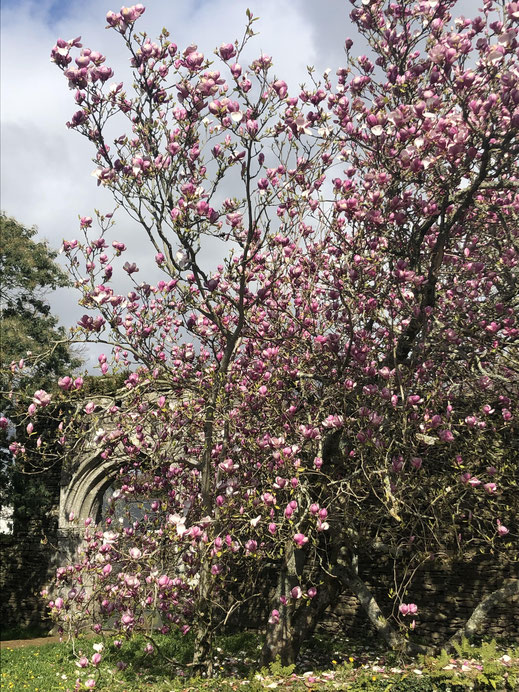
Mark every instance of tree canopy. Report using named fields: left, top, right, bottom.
left=13, top=0, right=519, bottom=676
left=0, top=213, right=82, bottom=532
left=0, top=213, right=80, bottom=388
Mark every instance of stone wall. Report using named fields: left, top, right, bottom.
left=325, top=553, right=519, bottom=644
left=0, top=459, right=62, bottom=635
left=0, top=526, right=83, bottom=634
left=2, top=534, right=517, bottom=642
left=0, top=532, right=55, bottom=633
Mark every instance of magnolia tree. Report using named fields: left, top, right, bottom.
left=12, top=0, right=519, bottom=675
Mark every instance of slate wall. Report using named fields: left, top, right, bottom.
left=0, top=532, right=55, bottom=633
left=325, top=553, right=519, bottom=644
left=1, top=534, right=517, bottom=643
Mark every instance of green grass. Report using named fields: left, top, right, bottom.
left=1, top=633, right=518, bottom=691
left=1, top=641, right=73, bottom=692
left=0, top=631, right=262, bottom=691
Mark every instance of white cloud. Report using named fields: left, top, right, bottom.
left=0, top=0, right=478, bottom=369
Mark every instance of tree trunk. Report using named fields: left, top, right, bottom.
left=192, top=563, right=214, bottom=676
left=262, top=564, right=295, bottom=666
left=447, top=578, right=519, bottom=650
left=192, top=621, right=213, bottom=676
left=289, top=572, right=343, bottom=658
left=335, top=546, right=405, bottom=651
left=262, top=542, right=308, bottom=666
left=191, top=384, right=219, bottom=675
left=263, top=542, right=344, bottom=666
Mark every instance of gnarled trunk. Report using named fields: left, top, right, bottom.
left=262, top=542, right=343, bottom=666
left=290, top=572, right=342, bottom=656
left=447, top=578, right=519, bottom=650
left=192, top=558, right=214, bottom=675
left=262, top=554, right=298, bottom=666
left=335, top=546, right=405, bottom=651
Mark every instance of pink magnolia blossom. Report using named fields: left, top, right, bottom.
left=468, top=477, right=482, bottom=488
left=497, top=521, right=509, bottom=537
left=268, top=609, right=280, bottom=624
left=33, top=390, right=52, bottom=407
left=438, top=430, right=454, bottom=443
left=158, top=575, right=172, bottom=588
left=245, top=539, right=257, bottom=554
left=399, top=603, right=418, bottom=616
left=290, top=586, right=302, bottom=599
left=121, top=612, right=134, bottom=627
left=293, top=532, right=308, bottom=547
left=58, top=376, right=73, bottom=391
left=219, top=43, right=236, bottom=60
left=272, top=80, right=288, bottom=98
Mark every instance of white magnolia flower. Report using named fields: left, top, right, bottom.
left=175, top=249, right=189, bottom=269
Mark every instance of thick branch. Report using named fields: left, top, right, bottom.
left=392, top=135, right=501, bottom=365
left=335, top=547, right=403, bottom=650
left=447, top=578, right=519, bottom=649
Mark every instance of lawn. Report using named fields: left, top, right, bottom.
left=1, top=631, right=518, bottom=691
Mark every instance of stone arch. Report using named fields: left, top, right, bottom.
left=58, top=450, right=121, bottom=529
left=56, top=396, right=121, bottom=529
left=56, top=446, right=122, bottom=565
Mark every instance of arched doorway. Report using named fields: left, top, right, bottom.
left=56, top=450, right=120, bottom=564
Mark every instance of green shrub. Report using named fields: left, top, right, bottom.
left=1, top=633, right=517, bottom=691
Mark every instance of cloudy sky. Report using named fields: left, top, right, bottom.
left=1, top=0, right=476, bottom=369
left=1, top=0, right=354, bottom=367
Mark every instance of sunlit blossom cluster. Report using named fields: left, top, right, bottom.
left=8, top=0, right=516, bottom=670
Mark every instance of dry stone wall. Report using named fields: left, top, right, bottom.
left=0, top=532, right=55, bottom=632
left=1, top=531, right=518, bottom=642
left=1, top=436, right=517, bottom=642
left=324, top=553, right=519, bottom=644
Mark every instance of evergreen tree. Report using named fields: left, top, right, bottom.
left=1, top=212, right=80, bottom=387
left=0, top=213, right=81, bottom=533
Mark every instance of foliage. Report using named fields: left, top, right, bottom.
left=259, top=657, right=296, bottom=678
left=420, top=639, right=519, bottom=692
left=0, top=623, right=51, bottom=642
left=1, top=634, right=517, bottom=691
left=15, top=0, right=519, bottom=672
left=0, top=214, right=82, bottom=534
left=0, top=213, right=80, bottom=390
